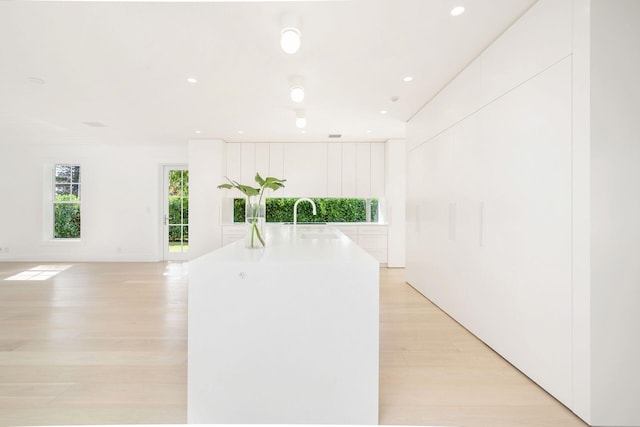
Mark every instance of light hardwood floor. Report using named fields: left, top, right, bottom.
left=0, top=262, right=587, bottom=427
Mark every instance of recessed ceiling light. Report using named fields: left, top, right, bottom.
left=187, top=77, right=198, bottom=84
left=238, top=130, right=245, bottom=134
left=27, top=76, right=45, bottom=85
left=366, top=130, right=373, bottom=134
left=83, top=121, right=106, bottom=128
left=379, top=110, right=388, bottom=115
left=450, top=6, right=465, bottom=16
left=301, top=130, right=307, bottom=134
left=195, top=130, right=201, bottom=134
left=403, top=76, right=413, bottom=82
left=295, top=110, right=307, bottom=129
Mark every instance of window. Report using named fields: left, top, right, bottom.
left=54, top=164, right=81, bottom=239
left=233, top=198, right=379, bottom=223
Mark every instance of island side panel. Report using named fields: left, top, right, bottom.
left=188, top=259, right=379, bottom=424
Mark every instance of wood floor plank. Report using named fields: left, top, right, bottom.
left=0, top=262, right=587, bottom=427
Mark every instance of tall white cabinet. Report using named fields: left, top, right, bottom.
left=406, top=0, right=640, bottom=425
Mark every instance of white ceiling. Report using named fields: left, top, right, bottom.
left=0, top=0, right=537, bottom=145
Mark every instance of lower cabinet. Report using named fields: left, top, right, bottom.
left=221, top=225, right=245, bottom=247
left=221, top=224, right=388, bottom=265
left=337, top=225, right=388, bottom=265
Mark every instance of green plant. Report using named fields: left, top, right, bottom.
left=54, top=195, right=81, bottom=238
left=233, top=197, right=379, bottom=223
left=218, top=173, right=286, bottom=247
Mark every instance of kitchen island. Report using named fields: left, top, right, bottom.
left=188, top=225, right=379, bottom=424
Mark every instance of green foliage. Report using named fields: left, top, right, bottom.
left=54, top=195, right=81, bottom=239
left=218, top=173, right=286, bottom=199
left=168, top=197, right=188, bottom=242
left=169, top=170, right=189, bottom=197
left=233, top=198, right=379, bottom=223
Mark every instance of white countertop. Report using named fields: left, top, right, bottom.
left=198, top=224, right=377, bottom=264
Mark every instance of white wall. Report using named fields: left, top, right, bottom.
left=589, top=1, right=640, bottom=424
left=407, top=0, right=640, bottom=425
left=0, top=141, right=187, bottom=261
left=385, top=139, right=405, bottom=268
left=188, top=139, right=225, bottom=259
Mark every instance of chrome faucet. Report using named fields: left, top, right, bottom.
left=293, top=198, right=317, bottom=225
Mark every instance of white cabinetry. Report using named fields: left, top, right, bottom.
left=221, top=224, right=244, bottom=247
left=370, top=143, right=385, bottom=196
left=337, top=225, right=388, bottom=265
left=283, top=143, right=328, bottom=197
left=240, top=143, right=256, bottom=185
left=327, top=144, right=342, bottom=197
left=406, top=54, right=573, bottom=408
left=341, top=143, right=357, bottom=197
left=225, top=142, right=385, bottom=199
left=355, top=144, right=371, bottom=197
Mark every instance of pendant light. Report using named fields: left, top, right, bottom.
left=281, top=13, right=301, bottom=54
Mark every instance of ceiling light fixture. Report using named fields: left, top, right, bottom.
left=238, top=130, right=245, bottom=134
left=379, top=110, right=388, bottom=115
left=195, top=130, right=201, bottom=134
left=290, top=76, right=305, bottom=103
left=295, top=110, right=307, bottom=129
left=403, top=76, right=413, bottom=82
left=450, top=6, right=465, bottom=16
left=281, top=13, right=301, bottom=54
left=187, top=77, right=198, bottom=84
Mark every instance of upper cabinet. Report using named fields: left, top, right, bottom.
left=225, top=142, right=386, bottom=199
left=283, top=143, right=328, bottom=197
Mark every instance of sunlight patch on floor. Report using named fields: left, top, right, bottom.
left=4, top=264, right=72, bottom=281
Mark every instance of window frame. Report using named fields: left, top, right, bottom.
left=52, top=164, right=82, bottom=240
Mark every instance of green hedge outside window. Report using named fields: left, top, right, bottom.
left=233, top=198, right=379, bottom=223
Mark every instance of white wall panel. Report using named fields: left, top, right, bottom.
left=590, top=1, right=640, bottom=424
left=407, top=0, right=572, bottom=152
left=255, top=144, right=270, bottom=179
left=406, top=0, right=575, bottom=418
left=225, top=143, right=241, bottom=181
left=341, top=143, right=357, bottom=197
left=327, top=143, right=342, bottom=197
left=480, top=0, right=572, bottom=105
left=356, top=143, right=371, bottom=198
left=370, top=143, right=385, bottom=197
left=283, top=143, right=327, bottom=198
left=385, top=139, right=405, bottom=267
left=269, top=143, right=284, bottom=177
left=240, top=143, right=256, bottom=186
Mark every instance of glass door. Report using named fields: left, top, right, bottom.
left=163, top=166, right=189, bottom=260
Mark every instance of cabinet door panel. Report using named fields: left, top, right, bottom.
left=370, top=143, right=385, bottom=196
left=240, top=143, right=256, bottom=185
left=226, top=143, right=241, bottom=181
left=327, top=144, right=342, bottom=197
left=356, top=143, right=371, bottom=198
left=269, top=143, right=284, bottom=196
left=255, top=144, right=270, bottom=179
left=341, top=143, right=357, bottom=197
left=283, top=143, right=328, bottom=197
